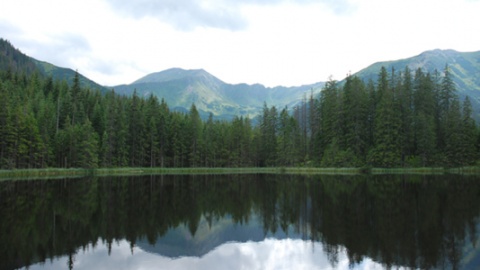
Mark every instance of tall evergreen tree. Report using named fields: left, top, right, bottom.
left=342, top=75, right=369, bottom=164
left=413, top=69, right=437, bottom=166
left=187, top=104, right=203, bottom=167
left=258, top=103, right=278, bottom=167
left=444, top=98, right=463, bottom=166
left=127, top=90, right=145, bottom=166
left=398, top=66, right=415, bottom=163
left=438, top=65, right=457, bottom=152
left=77, top=118, right=99, bottom=168
left=460, top=97, right=477, bottom=165
left=368, top=67, right=401, bottom=167
left=317, top=78, right=340, bottom=164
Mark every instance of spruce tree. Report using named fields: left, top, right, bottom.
left=460, top=97, right=477, bottom=165
left=413, top=69, right=437, bottom=166
left=438, top=65, right=457, bottom=152
left=368, top=67, right=401, bottom=167
left=398, top=66, right=415, bottom=163
left=317, top=78, right=340, bottom=164
left=444, top=98, right=462, bottom=166
left=342, top=75, right=368, bottom=164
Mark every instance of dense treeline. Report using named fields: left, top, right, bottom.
left=0, top=65, right=478, bottom=169
left=293, top=66, right=479, bottom=167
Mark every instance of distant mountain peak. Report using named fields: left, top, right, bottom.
left=417, top=48, right=460, bottom=60
left=132, top=67, right=222, bottom=85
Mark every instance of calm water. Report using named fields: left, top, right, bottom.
left=2, top=174, right=480, bottom=270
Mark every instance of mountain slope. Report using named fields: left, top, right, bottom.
left=116, top=49, right=480, bottom=120
left=32, top=59, right=109, bottom=92
left=114, top=68, right=323, bottom=119
left=0, top=38, right=108, bottom=93
left=3, top=37, right=480, bottom=120
left=353, top=49, right=480, bottom=104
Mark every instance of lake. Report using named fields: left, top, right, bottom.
left=1, top=174, right=480, bottom=270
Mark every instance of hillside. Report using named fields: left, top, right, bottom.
left=114, top=68, right=323, bottom=119
left=0, top=38, right=108, bottom=93
left=1, top=38, right=479, bottom=169
left=2, top=38, right=480, bottom=119
left=115, top=49, right=480, bottom=119
left=353, top=49, right=480, bottom=106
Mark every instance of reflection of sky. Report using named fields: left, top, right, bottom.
left=24, top=238, right=402, bottom=270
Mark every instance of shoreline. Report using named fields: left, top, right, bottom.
left=1, top=166, right=480, bottom=180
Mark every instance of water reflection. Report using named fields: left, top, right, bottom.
left=26, top=238, right=389, bottom=270
left=1, top=174, right=480, bottom=270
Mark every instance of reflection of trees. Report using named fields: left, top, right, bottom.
left=1, top=174, right=480, bottom=269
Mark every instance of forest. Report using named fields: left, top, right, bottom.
left=0, top=63, right=478, bottom=169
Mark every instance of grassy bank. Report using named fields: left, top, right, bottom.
left=1, top=166, right=480, bottom=180
left=0, top=167, right=279, bottom=180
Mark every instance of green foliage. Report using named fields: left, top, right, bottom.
left=294, top=66, right=478, bottom=168
left=0, top=41, right=478, bottom=169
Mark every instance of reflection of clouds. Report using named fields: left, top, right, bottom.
left=25, top=238, right=394, bottom=270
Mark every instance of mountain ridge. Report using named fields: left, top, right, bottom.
left=2, top=37, right=480, bottom=119
left=354, top=49, right=480, bottom=97
left=114, top=48, right=480, bottom=119
left=0, top=38, right=109, bottom=93
left=113, top=67, right=323, bottom=119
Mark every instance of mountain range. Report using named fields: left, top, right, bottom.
left=113, top=68, right=323, bottom=119
left=1, top=38, right=480, bottom=119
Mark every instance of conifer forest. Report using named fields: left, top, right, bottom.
left=0, top=64, right=478, bottom=170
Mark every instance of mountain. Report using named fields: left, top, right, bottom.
left=114, top=68, right=324, bottom=120
left=0, top=38, right=108, bottom=93
left=2, top=38, right=480, bottom=119
left=353, top=49, right=480, bottom=106
left=32, top=59, right=109, bottom=93
left=114, top=49, right=480, bottom=120
left=136, top=214, right=298, bottom=258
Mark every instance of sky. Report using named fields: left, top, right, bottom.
left=1, top=0, right=480, bottom=87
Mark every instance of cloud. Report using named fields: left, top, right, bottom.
left=26, top=33, right=92, bottom=69
left=0, top=21, right=92, bottom=70
left=0, top=20, right=22, bottom=40
left=104, top=0, right=355, bottom=31
left=105, top=0, right=248, bottom=31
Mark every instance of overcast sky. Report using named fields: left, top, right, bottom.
left=1, top=0, right=479, bottom=87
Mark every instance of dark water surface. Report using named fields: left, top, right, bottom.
left=2, top=174, right=480, bottom=269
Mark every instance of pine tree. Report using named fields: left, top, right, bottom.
left=144, top=95, right=160, bottom=167
left=0, top=81, right=13, bottom=168
left=444, top=98, right=462, bottom=166
left=127, top=90, right=145, bottom=167
left=187, top=104, right=203, bottom=167
left=77, top=118, right=99, bottom=168
left=460, top=97, right=477, bottom=165
left=317, top=78, right=340, bottom=164
left=277, top=107, right=300, bottom=166
left=157, top=98, right=170, bottom=167
left=368, top=67, right=401, bottom=167
left=398, top=66, right=415, bottom=163
left=71, top=70, right=82, bottom=125
left=342, top=75, right=368, bottom=164
left=413, top=69, right=437, bottom=166
left=438, top=65, right=457, bottom=152
left=258, top=103, right=278, bottom=167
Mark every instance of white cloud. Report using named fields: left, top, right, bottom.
left=1, top=0, right=480, bottom=87
left=25, top=238, right=396, bottom=270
